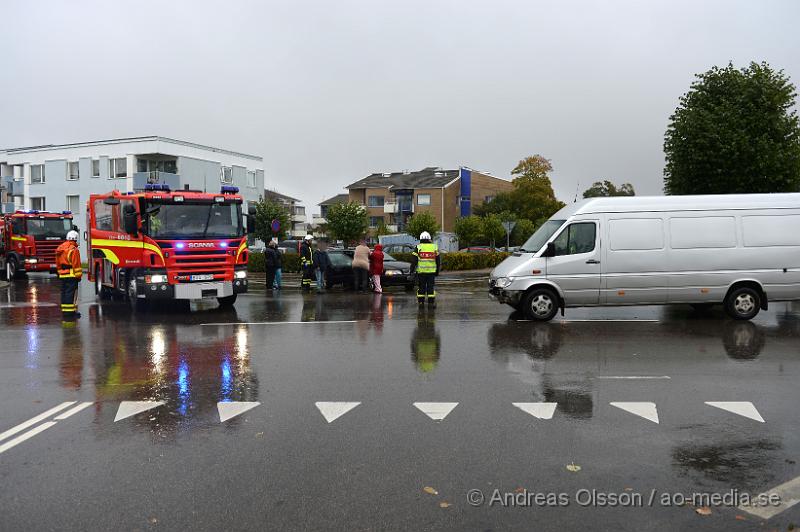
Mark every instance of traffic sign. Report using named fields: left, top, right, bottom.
left=271, top=219, right=281, bottom=233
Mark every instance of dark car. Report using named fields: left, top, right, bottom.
left=325, top=249, right=415, bottom=291
left=382, top=243, right=417, bottom=255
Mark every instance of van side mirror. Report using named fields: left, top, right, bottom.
left=123, top=204, right=138, bottom=235
left=541, top=242, right=556, bottom=257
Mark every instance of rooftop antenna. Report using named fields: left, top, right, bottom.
left=573, top=181, right=580, bottom=203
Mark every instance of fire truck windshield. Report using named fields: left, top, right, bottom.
left=145, top=202, right=244, bottom=239
left=24, top=218, right=72, bottom=238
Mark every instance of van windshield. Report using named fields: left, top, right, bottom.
left=519, top=219, right=565, bottom=254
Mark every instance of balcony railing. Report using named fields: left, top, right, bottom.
left=386, top=224, right=398, bottom=233
left=383, top=202, right=398, bottom=214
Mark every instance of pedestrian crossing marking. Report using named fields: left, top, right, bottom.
left=218, top=401, right=261, bottom=422
left=413, top=402, right=458, bottom=421
left=610, top=402, right=659, bottom=424
left=315, top=402, right=361, bottom=423
left=705, top=401, right=765, bottom=423
left=512, top=402, right=558, bottom=420
left=114, top=401, right=165, bottom=422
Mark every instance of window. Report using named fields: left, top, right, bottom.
left=92, top=159, right=100, bottom=178
left=552, top=222, right=596, bottom=256
left=417, top=194, right=431, bottom=206
left=609, top=218, right=664, bottom=251
left=369, top=216, right=384, bottom=228
left=68, top=161, right=79, bottom=180
left=367, top=195, right=385, bottom=207
left=93, top=200, right=114, bottom=231
left=31, top=164, right=45, bottom=184
left=670, top=217, right=737, bottom=249
left=13, top=196, right=24, bottom=210
left=30, top=197, right=46, bottom=211
left=66, top=195, right=80, bottom=214
left=137, top=159, right=149, bottom=172
left=484, top=195, right=494, bottom=203
left=247, top=170, right=256, bottom=188
left=110, top=158, right=127, bottom=179
left=742, top=215, right=800, bottom=247
left=221, top=166, right=233, bottom=184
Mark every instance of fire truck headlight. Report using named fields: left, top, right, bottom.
left=149, top=274, right=166, bottom=283
left=235, top=270, right=247, bottom=279
left=25, top=258, right=38, bottom=264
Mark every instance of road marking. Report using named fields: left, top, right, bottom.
left=114, top=401, right=165, bottom=422
left=315, top=402, right=361, bottom=423
left=705, top=401, right=765, bottom=423
left=597, top=376, right=671, bottom=380
left=738, top=475, right=800, bottom=519
left=53, top=402, right=93, bottom=420
left=413, top=402, right=459, bottom=421
left=201, top=320, right=358, bottom=327
left=559, top=319, right=660, bottom=323
left=0, top=401, right=76, bottom=443
left=0, top=302, right=59, bottom=309
left=218, top=401, right=261, bottom=422
left=0, top=421, right=58, bottom=455
left=610, top=402, right=659, bottom=424
left=512, top=402, right=558, bottom=420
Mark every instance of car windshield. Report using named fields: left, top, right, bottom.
left=25, top=218, right=72, bottom=238
left=520, top=219, right=566, bottom=253
left=382, top=252, right=396, bottom=261
left=145, top=202, right=243, bottom=239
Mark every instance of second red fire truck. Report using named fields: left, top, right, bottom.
left=0, top=210, right=74, bottom=279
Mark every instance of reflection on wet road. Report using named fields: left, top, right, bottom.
left=1, top=275, right=800, bottom=530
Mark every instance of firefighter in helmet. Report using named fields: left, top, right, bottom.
left=411, top=231, right=440, bottom=308
left=56, top=230, right=82, bottom=319
left=300, top=234, right=315, bottom=293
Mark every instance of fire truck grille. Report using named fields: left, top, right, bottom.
left=34, top=241, right=60, bottom=264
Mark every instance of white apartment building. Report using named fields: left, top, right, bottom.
left=0, top=136, right=265, bottom=226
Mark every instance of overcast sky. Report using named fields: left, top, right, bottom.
left=2, top=0, right=799, bottom=210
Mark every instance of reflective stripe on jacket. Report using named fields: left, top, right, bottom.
left=413, top=243, right=438, bottom=274
left=56, top=242, right=82, bottom=279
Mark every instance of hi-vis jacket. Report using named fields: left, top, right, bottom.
left=413, top=243, right=439, bottom=274
left=56, top=242, right=82, bottom=279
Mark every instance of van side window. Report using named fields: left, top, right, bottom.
left=553, top=222, right=596, bottom=255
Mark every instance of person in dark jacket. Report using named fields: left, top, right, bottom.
left=264, top=239, right=281, bottom=291
left=300, top=235, right=315, bottom=293
left=313, top=239, right=331, bottom=292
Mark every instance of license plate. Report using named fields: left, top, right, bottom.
left=190, top=274, right=214, bottom=281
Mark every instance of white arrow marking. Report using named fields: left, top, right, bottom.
left=512, top=402, right=558, bottom=420
left=217, top=401, right=261, bottom=422
left=413, top=402, right=459, bottom=421
left=705, top=401, right=765, bottom=423
left=315, top=402, right=361, bottom=423
left=610, top=402, right=659, bottom=424
left=114, top=401, right=165, bottom=422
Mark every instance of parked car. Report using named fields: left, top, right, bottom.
left=382, top=243, right=417, bottom=255
left=277, top=239, right=301, bottom=254
left=325, top=249, right=415, bottom=290
left=460, top=246, right=495, bottom=253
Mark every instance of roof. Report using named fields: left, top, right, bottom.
left=1, top=136, right=262, bottom=161
left=347, top=167, right=461, bottom=190
left=554, top=193, right=800, bottom=218
left=318, top=193, right=349, bottom=206
left=263, top=189, right=301, bottom=204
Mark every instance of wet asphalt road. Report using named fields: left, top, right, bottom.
left=1, top=275, right=799, bottom=531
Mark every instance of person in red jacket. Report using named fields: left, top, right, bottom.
left=369, top=244, right=384, bottom=294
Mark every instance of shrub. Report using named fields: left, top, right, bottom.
left=247, top=251, right=301, bottom=273
left=391, top=251, right=509, bottom=271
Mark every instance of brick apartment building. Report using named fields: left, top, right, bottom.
left=346, top=167, right=513, bottom=234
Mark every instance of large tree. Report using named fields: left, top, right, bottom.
left=253, top=198, right=291, bottom=243
left=482, top=214, right=506, bottom=249
left=326, top=201, right=368, bottom=244
left=664, top=61, right=800, bottom=195
left=405, top=211, right=440, bottom=239
left=454, top=215, right=483, bottom=247
left=583, top=180, right=635, bottom=198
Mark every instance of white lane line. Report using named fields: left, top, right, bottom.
left=512, top=402, right=558, bottom=420
left=559, top=319, right=660, bottom=323
left=413, top=402, right=459, bottom=421
left=315, top=402, right=361, bottom=423
left=705, top=401, right=765, bottom=423
left=610, top=402, right=660, bottom=424
left=597, top=376, right=671, bottom=380
left=53, top=402, right=93, bottom=421
left=0, top=421, right=58, bottom=455
left=738, top=475, right=800, bottom=519
left=217, top=401, right=261, bottom=422
left=114, top=401, right=165, bottom=422
left=0, top=401, right=76, bottom=443
left=201, top=320, right=358, bottom=326
left=0, top=302, right=59, bottom=309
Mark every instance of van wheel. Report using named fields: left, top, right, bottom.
left=218, top=294, right=238, bottom=308
left=522, top=288, right=559, bottom=322
left=724, top=286, right=761, bottom=320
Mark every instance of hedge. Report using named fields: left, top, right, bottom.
left=247, top=252, right=302, bottom=273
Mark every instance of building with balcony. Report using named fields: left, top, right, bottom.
left=263, top=189, right=308, bottom=238
left=0, top=136, right=264, bottom=224
left=346, top=166, right=513, bottom=234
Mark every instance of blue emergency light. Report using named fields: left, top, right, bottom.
left=144, top=184, right=171, bottom=192
left=62, top=211, right=72, bottom=215
left=221, top=186, right=239, bottom=194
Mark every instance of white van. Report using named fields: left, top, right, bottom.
left=489, top=193, right=800, bottom=321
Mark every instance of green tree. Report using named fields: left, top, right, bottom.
left=511, top=218, right=536, bottom=246
left=326, top=201, right=368, bottom=245
left=253, top=198, right=291, bottom=243
left=583, top=180, right=635, bottom=198
left=405, top=211, right=440, bottom=239
left=664, top=61, right=800, bottom=194
left=482, top=214, right=506, bottom=249
left=375, top=220, right=395, bottom=237
left=454, top=215, right=484, bottom=247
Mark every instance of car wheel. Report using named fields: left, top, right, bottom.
left=218, top=294, right=238, bottom=308
left=522, top=288, right=559, bottom=322
left=724, top=286, right=761, bottom=320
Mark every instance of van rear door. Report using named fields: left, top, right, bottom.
left=545, top=220, right=601, bottom=306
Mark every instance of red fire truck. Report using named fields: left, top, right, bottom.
left=87, top=184, right=254, bottom=310
left=0, top=210, right=74, bottom=279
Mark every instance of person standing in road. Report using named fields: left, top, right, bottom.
left=352, top=240, right=370, bottom=293
left=369, top=243, right=384, bottom=294
left=56, top=230, right=82, bottom=319
left=264, top=239, right=281, bottom=292
left=314, top=239, right=330, bottom=292
left=412, top=231, right=440, bottom=308
left=300, top=235, right=316, bottom=293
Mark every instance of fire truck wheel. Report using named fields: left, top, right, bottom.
left=6, top=258, right=20, bottom=280
left=95, top=271, right=112, bottom=300
left=218, top=294, right=238, bottom=308
left=127, top=277, right=149, bottom=312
